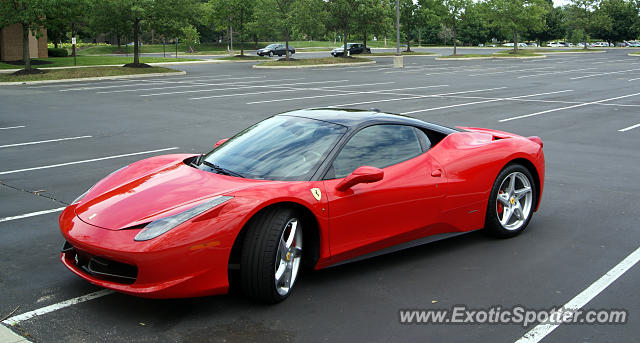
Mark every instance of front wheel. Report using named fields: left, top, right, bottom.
left=484, top=164, right=536, bottom=238
left=240, top=207, right=303, bottom=303
left=268, top=51, right=273, bottom=57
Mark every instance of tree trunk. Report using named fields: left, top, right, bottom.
left=343, top=25, right=348, bottom=57
left=405, top=23, right=411, bottom=52
left=54, top=41, right=58, bottom=48
left=513, top=29, right=518, bottom=54
left=285, top=29, right=290, bottom=60
left=133, top=18, right=140, bottom=65
left=22, top=23, right=31, bottom=72
left=453, top=26, right=457, bottom=55
left=116, top=35, right=121, bottom=48
left=363, top=29, right=368, bottom=53
left=254, top=35, right=258, bottom=49
left=583, top=31, right=587, bottom=50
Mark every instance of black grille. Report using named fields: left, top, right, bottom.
left=62, top=241, right=138, bottom=284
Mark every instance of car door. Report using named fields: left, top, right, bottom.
left=322, top=124, right=446, bottom=263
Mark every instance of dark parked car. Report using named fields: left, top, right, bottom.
left=331, top=43, right=371, bottom=57
left=257, top=44, right=296, bottom=57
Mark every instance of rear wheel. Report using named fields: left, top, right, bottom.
left=485, top=164, right=536, bottom=238
left=240, top=207, right=303, bottom=303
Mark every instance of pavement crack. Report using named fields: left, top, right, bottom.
left=0, top=181, right=69, bottom=206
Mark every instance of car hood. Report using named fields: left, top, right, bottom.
left=74, top=154, right=271, bottom=230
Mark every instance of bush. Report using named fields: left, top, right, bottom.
left=48, top=48, right=69, bottom=57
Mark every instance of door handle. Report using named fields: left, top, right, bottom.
left=431, top=169, right=442, bottom=177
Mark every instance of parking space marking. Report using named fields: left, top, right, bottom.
left=0, top=207, right=66, bottom=223
left=467, top=66, right=555, bottom=77
left=401, top=90, right=574, bottom=115
left=618, top=123, right=640, bottom=132
left=500, top=91, right=640, bottom=122
left=331, top=87, right=507, bottom=107
left=0, top=135, right=92, bottom=149
left=571, top=68, right=638, bottom=80
left=0, top=147, right=179, bottom=175
left=96, top=78, right=304, bottom=94
left=144, top=80, right=348, bottom=97
left=515, top=245, right=640, bottom=343
left=0, top=126, right=25, bottom=130
left=517, top=67, right=596, bottom=78
left=2, top=290, right=114, bottom=326
left=245, top=84, right=444, bottom=105
left=629, top=77, right=640, bottom=82
left=59, top=76, right=264, bottom=92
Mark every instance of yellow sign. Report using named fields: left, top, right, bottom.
left=311, top=188, right=322, bottom=201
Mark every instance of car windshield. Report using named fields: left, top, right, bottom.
left=200, top=116, right=347, bottom=181
left=265, top=44, right=277, bottom=49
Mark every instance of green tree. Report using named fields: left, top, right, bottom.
left=597, top=0, right=639, bottom=43
left=89, top=0, right=130, bottom=48
left=457, top=2, right=491, bottom=47
left=353, top=0, right=387, bottom=50
left=442, top=0, right=472, bottom=55
left=529, top=2, right=566, bottom=45
left=398, top=0, right=419, bottom=51
left=567, top=0, right=612, bottom=49
left=254, top=0, right=296, bottom=59
left=181, top=24, right=200, bottom=53
left=327, top=0, right=360, bottom=56
left=487, top=0, right=549, bottom=53
left=209, top=0, right=256, bottom=55
left=0, top=0, right=48, bottom=72
left=291, top=0, right=327, bottom=41
left=45, top=0, right=91, bottom=58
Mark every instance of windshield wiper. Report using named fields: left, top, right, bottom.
left=201, top=161, right=245, bottom=178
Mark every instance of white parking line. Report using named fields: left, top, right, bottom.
left=60, top=76, right=264, bottom=91
left=517, top=67, right=596, bottom=78
left=143, top=80, right=349, bottom=97
left=0, top=126, right=26, bottom=130
left=96, top=78, right=304, bottom=94
left=0, top=147, right=179, bottom=175
left=2, top=290, right=114, bottom=326
left=629, top=77, right=640, bottom=82
left=570, top=68, right=639, bottom=80
left=245, top=84, right=445, bottom=105
left=0, top=135, right=92, bottom=149
left=467, top=66, right=555, bottom=77
left=331, top=87, right=506, bottom=107
left=401, top=90, right=574, bottom=115
left=515, top=245, right=640, bottom=343
left=0, top=207, right=66, bottom=223
left=618, top=123, right=640, bottom=132
left=499, top=91, right=640, bottom=122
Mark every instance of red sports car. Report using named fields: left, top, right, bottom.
left=59, top=108, right=544, bottom=303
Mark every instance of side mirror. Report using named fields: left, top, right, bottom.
left=335, top=166, right=384, bottom=192
left=214, top=138, right=229, bottom=149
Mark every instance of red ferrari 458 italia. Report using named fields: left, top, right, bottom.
left=59, top=108, right=544, bottom=303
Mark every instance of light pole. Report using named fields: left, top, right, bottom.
left=394, top=0, right=403, bottom=68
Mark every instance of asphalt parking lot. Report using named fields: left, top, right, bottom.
left=1, top=49, right=639, bottom=342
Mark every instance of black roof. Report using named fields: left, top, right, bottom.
left=279, top=108, right=459, bottom=134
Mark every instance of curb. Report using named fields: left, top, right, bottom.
left=370, top=54, right=438, bottom=58
left=0, top=70, right=186, bottom=86
left=628, top=53, right=640, bottom=57
left=253, top=60, right=376, bottom=69
left=0, top=59, right=216, bottom=74
left=493, top=54, right=547, bottom=59
left=435, top=56, right=493, bottom=60
left=542, top=50, right=606, bottom=54
left=0, top=325, right=29, bottom=343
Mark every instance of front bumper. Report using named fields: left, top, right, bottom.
left=58, top=205, right=232, bottom=298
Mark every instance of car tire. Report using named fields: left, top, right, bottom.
left=484, top=164, right=537, bottom=238
left=268, top=51, right=273, bottom=57
left=240, top=207, right=303, bottom=303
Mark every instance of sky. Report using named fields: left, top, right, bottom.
left=553, top=0, right=571, bottom=5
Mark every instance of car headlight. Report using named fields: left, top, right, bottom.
left=134, top=195, right=233, bottom=241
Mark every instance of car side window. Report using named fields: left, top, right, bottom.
left=329, top=125, right=426, bottom=179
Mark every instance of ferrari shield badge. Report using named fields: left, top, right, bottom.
left=311, top=188, right=322, bottom=201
